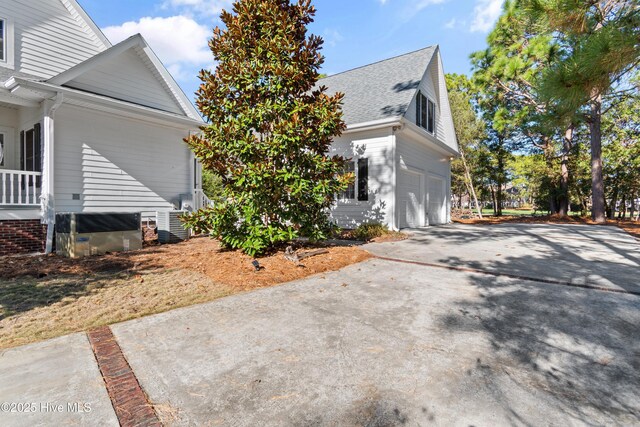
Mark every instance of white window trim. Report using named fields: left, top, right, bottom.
left=339, top=160, right=357, bottom=201
left=416, top=92, right=436, bottom=137
left=0, top=16, right=15, bottom=69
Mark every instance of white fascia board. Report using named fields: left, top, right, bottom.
left=400, top=118, right=460, bottom=158
left=10, top=78, right=203, bottom=129
left=343, top=117, right=401, bottom=133
left=139, top=42, right=202, bottom=121
left=63, top=0, right=112, bottom=49
left=0, top=88, right=40, bottom=107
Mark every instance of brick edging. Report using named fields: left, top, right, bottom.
left=87, top=326, right=162, bottom=427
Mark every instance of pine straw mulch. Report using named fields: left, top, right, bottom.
left=453, top=214, right=640, bottom=240
left=0, top=238, right=371, bottom=349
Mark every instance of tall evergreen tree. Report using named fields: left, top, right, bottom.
left=522, top=0, right=640, bottom=222
left=183, top=0, right=349, bottom=256
left=471, top=0, right=577, bottom=215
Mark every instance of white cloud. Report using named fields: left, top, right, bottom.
left=399, top=0, right=448, bottom=22
left=470, top=0, right=504, bottom=32
left=322, top=29, right=344, bottom=48
left=161, top=0, right=232, bottom=17
left=444, top=18, right=456, bottom=29
left=102, top=16, right=212, bottom=70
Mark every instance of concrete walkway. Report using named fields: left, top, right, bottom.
left=1, top=223, right=638, bottom=426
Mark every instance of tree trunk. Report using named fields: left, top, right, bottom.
left=490, top=186, right=497, bottom=216
left=589, top=94, right=606, bottom=223
left=630, top=194, right=636, bottom=221
left=460, top=149, right=483, bottom=219
left=542, top=139, right=558, bottom=214
left=607, top=185, right=618, bottom=220
left=496, top=150, right=505, bottom=217
left=558, top=125, right=574, bottom=217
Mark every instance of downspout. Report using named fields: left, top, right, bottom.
left=43, top=93, right=64, bottom=254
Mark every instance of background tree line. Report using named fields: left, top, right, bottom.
left=448, top=0, right=639, bottom=222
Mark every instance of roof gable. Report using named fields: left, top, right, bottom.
left=318, top=46, right=436, bottom=126
left=48, top=35, right=200, bottom=120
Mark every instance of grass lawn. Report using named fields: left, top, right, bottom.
left=0, top=237, right=371, bottom=349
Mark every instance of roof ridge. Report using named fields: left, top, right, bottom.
left=319, top=45, right=437, bottom=81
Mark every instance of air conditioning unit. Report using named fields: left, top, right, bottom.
left=55, top=212, right=142, bottom=258
left=157, top=210, right=190, bottom=243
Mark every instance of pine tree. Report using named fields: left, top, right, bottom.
left=183, top=0, right=349, bottom=256
left=522, top=0, right=640, bottom=222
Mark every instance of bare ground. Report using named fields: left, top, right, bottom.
left=0, top=237, right=371, bottom=349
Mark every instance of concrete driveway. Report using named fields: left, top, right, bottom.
left=1, top=223, right=639, bottom=426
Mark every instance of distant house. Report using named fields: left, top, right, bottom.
left=0, top=0, right=204, bottom=255
left=320, top=46, right=459, bottom=230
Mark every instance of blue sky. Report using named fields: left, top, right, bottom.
left=79, top=0, right=505, bottom=101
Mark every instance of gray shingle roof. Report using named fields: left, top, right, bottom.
left=318, top=46, right=436, bottom=126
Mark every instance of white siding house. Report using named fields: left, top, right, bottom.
left=0, top=0, right=203, bottom=255
left=321, top=46, right=458, bottom=230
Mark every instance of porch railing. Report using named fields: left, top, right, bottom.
left=0, top=170, right=42, bottom=206
left=194, top=189, right=214, bottom=210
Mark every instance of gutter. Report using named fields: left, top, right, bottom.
left=343, top=117, right=402, bottom=134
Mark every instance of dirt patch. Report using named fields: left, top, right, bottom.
left=453, top=215, right=640, bottom=240
left=0, top=238, right=371, bottom=349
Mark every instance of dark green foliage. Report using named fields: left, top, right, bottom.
left=183, top=0, right=350, bottom=256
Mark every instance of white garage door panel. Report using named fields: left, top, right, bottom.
left=427, top=176, right=445, bottom=225
left=399, top=170, right=424, bottom=228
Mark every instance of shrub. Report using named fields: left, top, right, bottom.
left=353, top=222, right=389, bottom=241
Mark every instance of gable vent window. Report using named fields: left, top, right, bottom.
left=0, top=19, right=4, bottom=62
left=416, top=91, right=436, bottom=135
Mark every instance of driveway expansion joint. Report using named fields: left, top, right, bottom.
left=374, top=255, right=640, bottom=297
left=87, top=326, right=162, bottom=427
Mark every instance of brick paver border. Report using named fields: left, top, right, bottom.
left=87, top=326, right=162, bottom=427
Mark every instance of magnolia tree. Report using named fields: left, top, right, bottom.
left=183, top=0, right=349, bottom=256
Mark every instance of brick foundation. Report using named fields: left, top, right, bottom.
left=0, top=220, right=47, bottom=256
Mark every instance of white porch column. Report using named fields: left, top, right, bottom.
left=42, top=93, right=64, bottom=253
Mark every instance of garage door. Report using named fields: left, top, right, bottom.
left=398, top=170, right=424, bottom=228
left=427, top=176, right=445, bottom=225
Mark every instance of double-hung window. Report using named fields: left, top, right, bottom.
left=416, top=91, right=436, bottom=134
left=340, top=161, right=355, bottom=200
left=340, top=158, right=369, bottom=201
